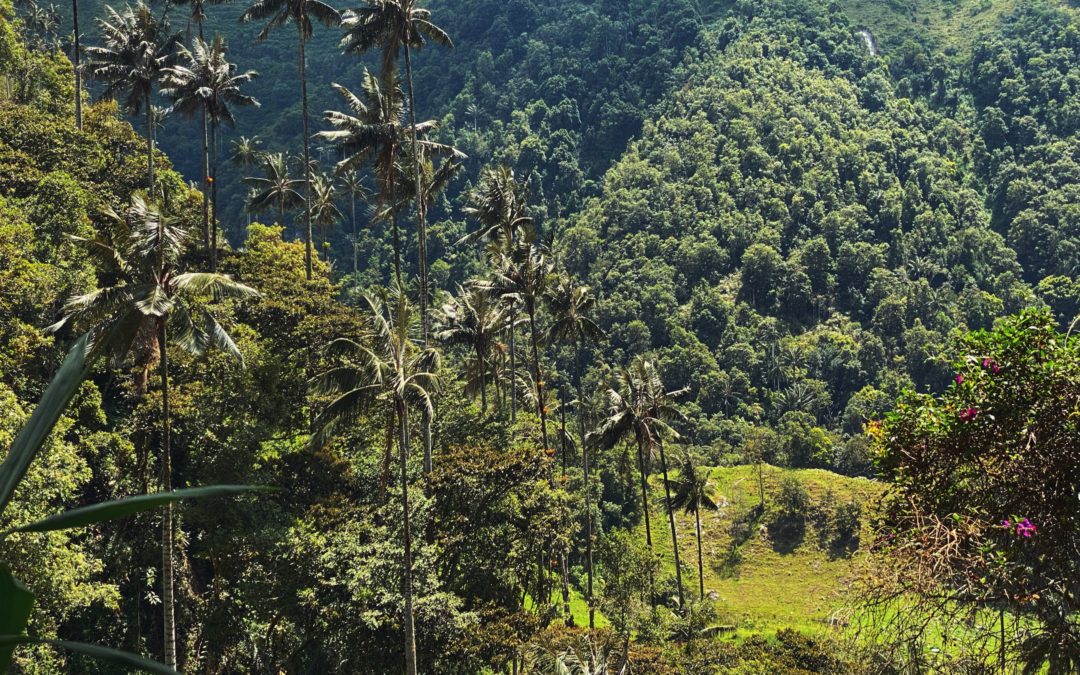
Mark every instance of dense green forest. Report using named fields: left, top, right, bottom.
left=3, top=0, right=1080, bottom=672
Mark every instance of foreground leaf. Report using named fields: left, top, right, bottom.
left=0, top=334, right=92, bottom=518
left=0, top=566, right=33, bottom=668
left=12, top=486, right=268, bottom=534
left=0, top=635, right=177, bottom=674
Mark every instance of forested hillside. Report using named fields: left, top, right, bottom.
left=3, top=0, right=1080, bottom=672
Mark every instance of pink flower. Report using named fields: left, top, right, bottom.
left=1002, top=519, right=1011, bottom=529
left=983, top=358, right=1002, bottom=374
left=955, top=374, right=964, bottom=385
left=959, top=408, right=979, bottom=421
left=1016, top=518, right=1037, bottom=538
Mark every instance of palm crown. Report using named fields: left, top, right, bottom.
left=244, top=152, right=305, bottom=224
left=161, top=35, right=259, bottom=128
left=49, top=195, right=259, bottom=362
left=84, top=2, right=180, bottom=115
left=339, top=0, right=452, bottom=76
left=239, top=0, right=340, bottom=40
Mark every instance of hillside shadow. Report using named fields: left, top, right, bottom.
left=768, top=515, right=806, bottom=554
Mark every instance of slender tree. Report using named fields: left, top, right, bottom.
left=436, top=283, right=505, bottom=412
left=339, top=0, right=453, bottom=341
left=589, top=356, right=686, bottom=605
left=245, top=152, right=304, bottom=228
left=162, top=35, right=259, bottom=269
left=50, top=194, right=258, bottom=670
left=307, top=172, right=343, bottom=259
left=310, top=291, right=439, bottom=675
left=240, top=0, right=339, bottom=281
left=318, top=70, right=410, bottom=288
left=670, top=450, right=720, bottom=600
left=84, top=2, right=180, bottom=189
left=462, top=166, right=532, bottom=424
left=337, top=169, right=368, bottom=276
left=486, top=234, right=553, bottom=453
left=546, top=278, right=604, bottom=628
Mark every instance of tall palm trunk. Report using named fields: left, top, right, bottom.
left=657, top=438, right=684, bottom=608
left=404, top=47, right=437, bottom=475
left=158, top=319, right=177, bottom=670
left=298, top=26, right=313, bottom=281
left=350, top=190, right=357, bottom=276
left=527, top=306, right=549, bottom=454
left=396, top=399, right=419, bottom=675
left=72, top=0, right=82, bottom=129
left=695, top=505, right=705, bottom=600
left=403, top=45, right=429, bottom=342
left=200, top=108, right=211, bottom=253
left=636, top=435, right=655, bottom=604
left=508, top=306, right=517, bottom=424
left=576, top=345, right=594, bottom=629
left=145, top=94, right=155, bottom=190
left=476, top=343, right=487, bottom=412
left=210, top=118, right=219, bottom=270
left=390, top=211, right=403, bottom=289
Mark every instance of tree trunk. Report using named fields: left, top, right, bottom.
left=200, top=108, right=211, bottom=254
left=477, top=343, right=487, bottom=412
left=508, top=306, right=517, bottom=424
left=403, top=45, right=429, bottom=343
left=298, top=27, right=313, bottom=281
left=695, top=506, right=705, bottom=600
left=350, top=190, right=357, bottom=276
left=527, top=306, right=550, bottom=456
left=636, top=435, right=655, bottom=604
left=210, top=117, right=219, bottom=271
left=396, top=399, right=418, bottom=675
left=576, top=345, right=594, bottom=629
left=72, top=0, right=81, bottom=129
left=390, top=211, right=403, bottom=290
left=657, top=438, right=685, bottom=608
left=422, top=406, right=433, bottom=474
left=145, top=96, right=155, bottom=191
left=158, top=319, right=177, bottom=670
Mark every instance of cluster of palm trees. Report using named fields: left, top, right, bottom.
left=58, top=0, right=729, bottom=668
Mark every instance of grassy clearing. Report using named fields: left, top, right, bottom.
left=838, top=0, right=1032, bottom=54
left=636, top=464, right=883, bottom=639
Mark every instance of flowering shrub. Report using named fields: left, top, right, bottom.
left=862, top=311, right=1080, bottom=672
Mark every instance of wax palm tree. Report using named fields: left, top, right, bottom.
left=460, top=165, right=532, bottom=252
left=318, top=69, right=408, bottom=287
left=339, top=0, right=453, bottom=341
left=162, top=35, right=259, bottom=269
left=307, top=172, right=342, bottom=259
left=240, top=0, right=340, bottom=281
left=49, top=194, right=258, bottom=670
left=546, top=277, right=604, bottom=628
left=670, top=451, right=721, bottom=600
left=245, top=152, right=304, bottom=228
left=462, top=166, right=532, bottom=424
left=486, top=234, right=553, bottom=453
left=337, top=169, right=368, bottom=276
left=589, top=356, right=686, bottom=606
left=229, top=134, right=264, bottom=168
left=309, top=291, right=439, bottom=675
left=84, top=2, right=181, bottom=189
left=436, top=283, right=505, bottom=412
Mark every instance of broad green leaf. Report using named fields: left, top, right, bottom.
left=0, top=636, right=177, bottom=674
left=12, top=486, right=267, bottom=534
left=0, top=566, right=33, bottom=668
left=0, top=334, right=93, bottom=518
